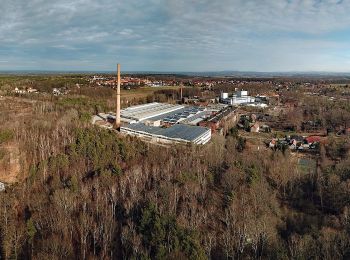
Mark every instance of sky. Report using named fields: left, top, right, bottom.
left=1, top=0, right=350, bottom=72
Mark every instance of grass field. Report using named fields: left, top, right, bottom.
left=121, top=86, right=182, bottom=100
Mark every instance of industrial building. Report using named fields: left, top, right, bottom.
left=104, top=102, right=211, bottom=126
left=97, top=102, right=213, bottom=145
left=220, top=90, right=255, bottom=105
left=199, top=106, right=237, bottom=134
left=121, top=103, right=185, bottom=123
left=220, top=90, right=268, bottom=108
left=120, top=123, right=211, bottom=145
left=92, top=64, right=213, bottom=145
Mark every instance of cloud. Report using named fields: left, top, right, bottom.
left=0, top=0, right=349, bottom=71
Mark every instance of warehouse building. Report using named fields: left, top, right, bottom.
left=120, top=123, right=211, bottom=145
left=95, top=102, right=213, bottom=145
left=105, top=102, right=209, bottom=126
left=121, top=102, right=185, bottom=123
left=93, top=65, right=212, bottom=145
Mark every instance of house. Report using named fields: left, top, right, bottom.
left=250, top=123, right=260, bottom=133
left=27, top=87, right=38, bottom=93
left=290, top=139, right=297, bottom=150
left=305, top=136, right=322, bottom=144
left=269, top=139, right=276, bottom=148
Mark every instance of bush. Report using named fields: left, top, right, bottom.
left=0, top=129, right=14, bottom=144
left=227, top=127, right=239, bottom=138
left=236, top=136, right=246, bottom=152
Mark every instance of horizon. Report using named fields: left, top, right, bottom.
left=1, top=1, right=350, bottom=72
left=1, top=69, right=350, bottom=76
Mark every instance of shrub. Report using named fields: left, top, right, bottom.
left=0, top=129, right=14, bottom=144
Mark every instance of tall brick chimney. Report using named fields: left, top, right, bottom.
left=115, top=63, right=121, bottom=129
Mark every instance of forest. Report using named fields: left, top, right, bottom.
left=0, top=75, right=349, bottom=259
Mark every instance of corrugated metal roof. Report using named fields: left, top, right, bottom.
left=122, top=123, right=210, bottom=142
left=146, top=106, right=205, bottom=123
left=121, top=102, right=185, bottom=121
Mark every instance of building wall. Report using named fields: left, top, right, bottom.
left=237, top=90, right=248, bottom=97
left=120, top=126, right=211, bottom=145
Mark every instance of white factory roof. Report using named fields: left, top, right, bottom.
left=121, top=123, right=211, bottom=144
left=120, top=102, right=185, bottom=122
left=180, top=111, right=212, bottom=125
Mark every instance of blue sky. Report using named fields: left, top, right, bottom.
left=1, top=0, right=350, bottom=72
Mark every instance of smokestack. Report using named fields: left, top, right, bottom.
left=115, top=64, right=121, bottom=129
left=180, top=85, right=183, bottom=100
